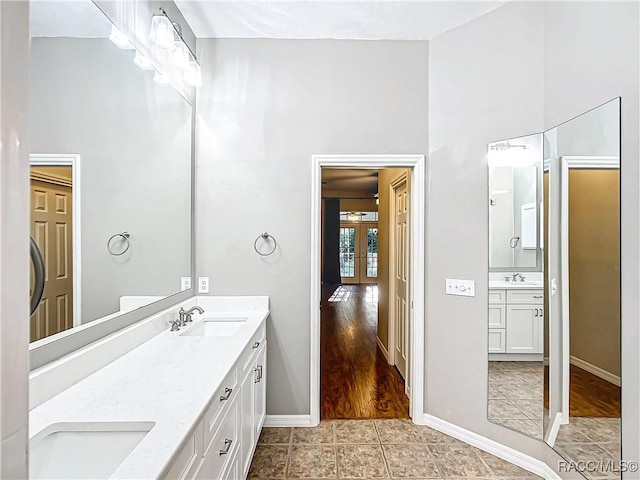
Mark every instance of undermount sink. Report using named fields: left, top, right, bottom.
left=30, top=421, right=154, bottom=479
left=180, top=316, right=248, bottom=337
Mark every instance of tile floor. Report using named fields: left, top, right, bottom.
left=248, top=419, right=542, bottom=479
left=488, top=362, right=544, bottom=441
left=554, top=418, right=621, bottom=480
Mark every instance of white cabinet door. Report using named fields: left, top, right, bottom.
left=488, top=329, right=506, bottom=353
left=488, top=305, right=506, bottom=328
left=239, top=367, right=255, bottom=479
left=253, top=343, right=267, bottom=440
left=506, top=305, right=543, bottom=354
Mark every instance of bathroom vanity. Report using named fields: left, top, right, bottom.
left=488, top=282, right=543, bottom=357
left=29, top=297, right=268, bottom=480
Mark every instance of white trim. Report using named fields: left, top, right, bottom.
left=544, top=412, right=565, bottom=448
left=263, top=415, right=312, bottom=427
left=570, top=355, right=621, bottom=387
left=421, top=414, right=561, bottom=479
left=559, top=155, right=620, bottom=423
left=310, top=154, right=426, bottom=426
left=29, top=154, right=82, bottom=328
left=376, top=336, right=389, bottom=362
left=488, top=353, right=543, bottom=362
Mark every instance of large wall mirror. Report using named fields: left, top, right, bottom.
left=28, top=1, right=193, bottom=360
left=487, top=99, right=621, bottom=479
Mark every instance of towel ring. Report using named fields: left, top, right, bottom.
left=254, top=232, right=277, bottom=257
left=107, top=232, right=131, bottom=256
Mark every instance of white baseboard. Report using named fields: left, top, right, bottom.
left=488, top=353, right=543, bottom=362
left=570, top=355, right=620, bottom=387
left=264, top=415, right=313, bottom=427
left=376, top=336, right=389, bottom=362
left=418, top=414, right=560, bottom=480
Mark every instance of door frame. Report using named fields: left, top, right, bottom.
left=30, top=154, right=82, bottom=328
left=557, top=155, right=619, bottom=424
left=387, top=171, right=408, bottom=381
left=310, top=154, right=426, bottom=425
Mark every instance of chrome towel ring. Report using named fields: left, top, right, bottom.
left=107, top=232, right=131, bottom=256
left=254, top=232, right=277, bottom=256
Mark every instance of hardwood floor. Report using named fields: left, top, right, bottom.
left=544, top=364, right=621, bottom=417
left=320, top=284, right=409, bottom=420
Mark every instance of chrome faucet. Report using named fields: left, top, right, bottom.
left=512, top=273, right=526, bottom=282
left=179, top=306, right=204, bottom=326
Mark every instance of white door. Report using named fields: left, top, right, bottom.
left=506, top=305, right=543, bottom=354
left=392, top=177, right=410, bottom=380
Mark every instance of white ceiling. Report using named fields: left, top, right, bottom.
left=174, top=1, right=508, bottom=40
left=30, top=1, right=111, bottom=38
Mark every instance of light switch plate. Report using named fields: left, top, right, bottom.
left=446, top=278, right=476, bottom=297
left=180, top=277, right=191, bottom=291
left=198, top=277, right=209, bottom=294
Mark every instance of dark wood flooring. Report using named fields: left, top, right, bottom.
left=544, top=364, right=621, bottom=417
left=320, top=284, right=409, bottom=420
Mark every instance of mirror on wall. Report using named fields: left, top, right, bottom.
left=487, top=99, right=621, bottom=479
left=28, top=1, right=192, bottom=344
left=544, top=99, right=621, bottom=480
left=487, top=133, right=545, bottom=440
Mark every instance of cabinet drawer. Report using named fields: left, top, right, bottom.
left=241, top=323, right=266, bottom=376
left=199, top=401, right=239, bottom=480
left=164, top=420, right=204, bottom=480
left=488, top=304, right=506, bottom=328
left=488, top=329, right=506, bottom=353
left=506, top=289, right=544, bottom=305
left=204, top=367, right=238, bottom=449
left=488, top=289, right=506, bottom=305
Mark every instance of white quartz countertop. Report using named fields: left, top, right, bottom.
left=29, top=301, right=269, bottom=479
left=489, top=281, right=543, bottom=289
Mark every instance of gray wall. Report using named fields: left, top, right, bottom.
left=195, top=39, right=429, bottom=415
left=30, top=38, right=192, bottom=324
left=0, top=2, right=30, bottom=476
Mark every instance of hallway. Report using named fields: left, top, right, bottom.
left=321, top=284, right=409, bottom=419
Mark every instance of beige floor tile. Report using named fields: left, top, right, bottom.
left=375, top=419, right=425, bottom=443
left=335, top=420, right=379, bottom=444
left=293, top=422, right=335, bottom=444
left=248, top=445, right=290, bottom=479
left=260, top=427, right=293, bottom=445
left=489, top=399, right=530, bottom=420
left=511, top=400, right=543, bottom=422
left=382, top=443, right=441, bottom=478
left=428, top=444, right=490, bottom=478
left=287, top=445, right=338, bottom=478
left=477, top=450, right=537, bottom=478
left=337, top=444, right=389, bottom=478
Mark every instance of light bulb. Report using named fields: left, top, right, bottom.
left=170, top=42, right=190, bottom=69
left=133, top=51, right=154, bottom=70
left=150, top=15, right=176, bottom=51
left=109, top=25, right=134, bottom=50
left=183, top=60, right=202, bottom=87
left=153, top=71, right=170, bottom=87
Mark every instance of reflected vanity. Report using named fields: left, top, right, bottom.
left=28, top=1, right=193, bottom=362
left=487, top=99, right=621, bottom=480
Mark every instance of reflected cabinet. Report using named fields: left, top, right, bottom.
left=487, top=99, right=621, bottom=479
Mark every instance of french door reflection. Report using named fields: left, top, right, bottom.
left=339, top=224, right=377, bottom=284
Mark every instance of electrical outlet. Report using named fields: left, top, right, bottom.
left=446, top=278, right=475, bottom=297
left=180, top=277, right=191, bottom=291
left=198, top=277, right=209, bottom=294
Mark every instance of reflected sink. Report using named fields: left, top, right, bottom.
left=30, top=422, right=154, bottom=479
left=180, top=317, right=248, bottom=337
left=489, top=280, right=543, bottom=288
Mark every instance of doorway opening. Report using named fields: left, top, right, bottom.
left=310, top=155, right=425, bottom=426
left=29, top=154, right=81, bottom=342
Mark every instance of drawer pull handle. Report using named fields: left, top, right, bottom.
left=255, top=364, right=263, bottom=383
left=220, top=387, right=233, bottom=401
left=219, top=439, right=232, bottom=455
left=253, top=341, right=260, bottom=349
left=533, top=295, right=543, bottom=299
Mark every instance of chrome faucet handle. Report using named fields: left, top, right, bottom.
left=520, top=275, right=526, bottom=282
left=168, top=319, right=181, bottom=332
left=504, top=276, right=510, bottom=282
left=185, top=312, right=194, bottom=323
left=178, top=307, right=187, bottom=326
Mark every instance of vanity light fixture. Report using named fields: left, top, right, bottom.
left=133, top=51, right=154, bottom=70
left=109, top=25, right=134, bottom=50
left=150, top=8, right=202, bottom=88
